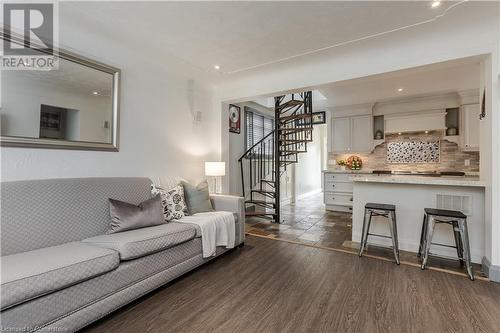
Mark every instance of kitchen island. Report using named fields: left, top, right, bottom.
left=350, top=174, right=485, bottom=262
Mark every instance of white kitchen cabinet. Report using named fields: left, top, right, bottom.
left=351, top=116, right=373, bottom=152
left=461, top=104, right=480, bottom=151
left=332, top=117, right=351, bottom=153
left=323, top=171, right=354, bottom=213
left=331, top=116, right=372, bottom=153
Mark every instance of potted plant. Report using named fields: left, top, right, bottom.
left=337, top=159, right=347, bottom=171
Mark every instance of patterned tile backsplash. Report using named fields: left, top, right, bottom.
left=387, top=140, right=440, bottom=164
left=330, top=132, right=479, bottom=172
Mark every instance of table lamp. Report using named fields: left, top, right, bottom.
left=205, top=161, right=225, bottom=193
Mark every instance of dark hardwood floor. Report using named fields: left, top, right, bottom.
left=83, top=235, right=500, bottom=333
left=246, top=192, right=485, bottom=279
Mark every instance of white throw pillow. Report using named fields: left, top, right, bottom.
left=151, top=184, right=187, bottom=221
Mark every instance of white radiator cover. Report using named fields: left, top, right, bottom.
left=384, top=109, right=446, bottom=133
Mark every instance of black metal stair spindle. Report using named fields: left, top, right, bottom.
left=274, top=96, right=281, bottom=223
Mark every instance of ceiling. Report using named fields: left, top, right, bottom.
left=316, top=58, right=480, bottom=108
left=4, top=58, right=113, bottom=97
left=61, top=1, right=461, bottom=75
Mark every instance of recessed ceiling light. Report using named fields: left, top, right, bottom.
left=398, top=132, right=402, bottom=135
left=214, top=65, right=220, bottom=70
left=92, top=91, right=99, bottom=95
left=425, top=130, right=429, bottom=134
left=397, top=88, right=404, bottom=92
left=431, top=1, right=441, bottom=8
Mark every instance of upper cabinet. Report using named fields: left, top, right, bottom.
left=332, top=117, right=351, bottom=152
left=460, top=104, right=480, bottom=151
left=332, top=115, right=372, bottom=153
left=328, top=92, right=480, bottom=154
left=351, top=116, right=373, bottom=152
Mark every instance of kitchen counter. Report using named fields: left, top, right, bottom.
left=322, top=169, right=373, bottom=174
left=350, top=174, right=485, bottom=187
left=351, top=178, right=485, bottom=262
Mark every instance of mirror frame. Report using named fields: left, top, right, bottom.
left=0, top=30, right=120, bottom=151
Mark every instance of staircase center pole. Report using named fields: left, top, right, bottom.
left=274, top=97, right=281, bottom=224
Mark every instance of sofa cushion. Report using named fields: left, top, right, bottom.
left=1, top=242, right=119, bottom=310
left=82, top=223, right=196, bottom=260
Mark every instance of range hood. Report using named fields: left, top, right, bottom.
left=384, top=109, right=447, bottom=134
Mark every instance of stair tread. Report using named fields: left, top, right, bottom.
left=280, top=113, right=312, bottom=122
left=245, top=212, right=276, bottom=217
left=279, top=128, right=312, bottom=132
left=251, top=189, right=275, bottom=194
left=277, top=99, right=304, bottom=110
left=280, top=139, right=311, bottom=143
left=246, top=199, right=276, bottom=205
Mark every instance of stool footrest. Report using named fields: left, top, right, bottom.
left=367, top=233, right=391, bottom=239
left=430, top=242, right=458, bottom=249
left=434, top=219, right=459, bottom=224
left=428, top=252, right=465, bottom=261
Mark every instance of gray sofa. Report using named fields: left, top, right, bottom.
left=0, top=177, right=245, bottom=332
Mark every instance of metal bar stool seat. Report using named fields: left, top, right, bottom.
left=358, top=202, right=400, bottom=265
left=418, top=208, right=474, bottom=280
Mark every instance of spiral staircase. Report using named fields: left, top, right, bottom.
left=238, top=91, right=313, bottom=223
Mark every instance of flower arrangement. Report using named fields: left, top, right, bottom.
left=346, top=155, right=362, bottom=170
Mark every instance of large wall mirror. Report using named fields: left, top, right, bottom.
left=0, top=32, right=120, bottom=151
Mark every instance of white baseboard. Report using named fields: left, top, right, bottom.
left=281, top=188, right=322, bottom=205
left=482, top=256, right=500, bottom=282
left=298, top=188, right=322, bottom=200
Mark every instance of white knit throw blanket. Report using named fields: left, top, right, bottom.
left=178, top=211, right=235, bottom=258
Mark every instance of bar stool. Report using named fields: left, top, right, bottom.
left=418, top=208, right=474, bottom=280
left=358, top=203, right=400, bottom=264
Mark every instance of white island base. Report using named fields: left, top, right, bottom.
left=351, top=179, right=485, bottom=263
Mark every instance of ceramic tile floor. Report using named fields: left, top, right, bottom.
left=245, top=192, right=486, bottom=279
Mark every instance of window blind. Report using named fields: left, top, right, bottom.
left=245, top=109, right=274, bottom=150
left=253, top=113, right=264, bottom=144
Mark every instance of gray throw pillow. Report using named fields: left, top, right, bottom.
left=108, top=195, right=165, bottom=234
left=181, top=180, right=214, bottom=215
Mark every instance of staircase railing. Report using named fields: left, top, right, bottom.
left=238, top=130, right=275, bottom=202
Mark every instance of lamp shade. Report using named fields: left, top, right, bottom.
left=205, top=162, right=225, bottom=176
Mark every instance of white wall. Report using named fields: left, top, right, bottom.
left=1, top=7, right=220, bottom=184
left=295, top=124, right=326, bottom=197
left=216, top=2, right=500, bottom=267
